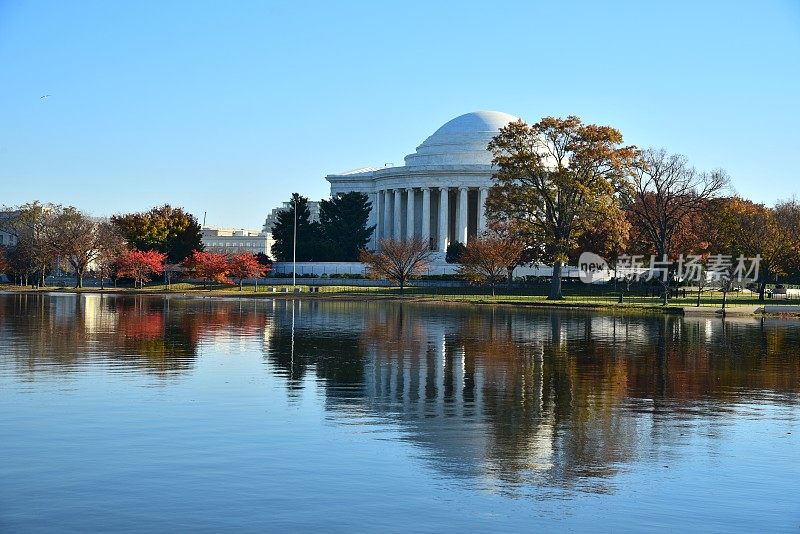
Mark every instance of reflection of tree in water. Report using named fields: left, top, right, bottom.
left=0, top=294, right=273, bottom=377
left=263, top=300, right=366, bottom=394
left=5, top=294, right=798, bottom=494
left=262, top=301, right=800, bottom=494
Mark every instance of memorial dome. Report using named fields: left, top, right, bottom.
left=403, top=111, right=520, bottom=167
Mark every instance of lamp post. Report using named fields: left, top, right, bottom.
left=292, top=195, right=297, bottom=288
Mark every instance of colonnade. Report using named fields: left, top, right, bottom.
left=375, top=186, right=489, bottom=251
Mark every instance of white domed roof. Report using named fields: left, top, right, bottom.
left=404, top=111, right=520, bottom=167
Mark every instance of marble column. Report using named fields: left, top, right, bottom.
left=438, top=187, right=449, bottom=252
left=478, top=187, right=488, bottom=235
left=383, top=189, right=392, bottom=240
left=393, top=189, right=402, bottom=240
left=406, top=188, right=415, bottom=240
left=369, top=192, right=379, bottom=248
left=421, top=188, right=431, bottom=248
left=457, top=187, right=469, bottom=244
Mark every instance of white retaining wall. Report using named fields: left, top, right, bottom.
left=270, top=261, right=582, bottom=278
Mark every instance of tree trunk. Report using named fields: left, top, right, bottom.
left=548, top=261, right=563, bottom=300
left=758, top=279, right=767, bottom=302
left=696, top=287, right=701, bottom=307
left=239, top=280, right=243, bottom=291
left=661, top=280, right=669, bottom=306
left=75, top=268, right=84, bottom=289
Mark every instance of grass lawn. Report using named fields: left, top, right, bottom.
left=3, top=281, right=792, bottom=311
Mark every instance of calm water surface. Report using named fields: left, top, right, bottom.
left=0, top=293, right=798, bottom=532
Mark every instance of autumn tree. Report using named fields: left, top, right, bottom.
left=4, top=241, right=34, bottom=285
left=270, top=194, right=322, bottom=262
left=776, top=199, right=800, bottom=278
left=359, top=238, right=432, bottom=291
left=94, top=223, right=128, bottom=289
left=183, top=250, right=231, bottom=289
left=707, top=197, right=799, bottom=301
left=50, top=208, right=127, bottom=288
left=111, top=205, right=203, bottom=263
left=228, top=253, right=269, bottom=290
left=487, top=116, right=638, bottom=299
left=117, top=250, right=166, bottom=288
left=458, top=234, right=525, bottom=295
left=0, top=202, right=60, bottom=286
left=318, top=192, right=375, bottom=261
left=571, top=206, right=630, bottom=269
left=626, top=148, right=728, bottom=303
left=0, top=246, right=8, bottom=278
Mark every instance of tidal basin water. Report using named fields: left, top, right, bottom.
left=0, top=294, right=798, bottom=532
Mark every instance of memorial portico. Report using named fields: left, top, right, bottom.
left=326, top=111, right=520, bottom=261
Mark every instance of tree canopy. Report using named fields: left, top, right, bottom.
left=318, top=192, right=375, bottom=260
left=270, top=194, right=322, bottom=262
left=359, top=238, right=432, bottom=291
left=458, top=234, right=525, bottom=295
left=111, top=205, right=203, bottom=264
left=486, top=116, right=638, bottom=299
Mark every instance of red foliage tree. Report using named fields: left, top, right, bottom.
left=183, top=250, right=231, bottom=289
left=116, top=249, right=166, bottom=288
left=228, top=253, right=269, bottom=290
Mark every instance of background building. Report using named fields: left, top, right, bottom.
left=201, top=228, right=271, bottom=256
left=262, top=200, right=321, bottom=236
left=325, top=111, right=519, bottom=257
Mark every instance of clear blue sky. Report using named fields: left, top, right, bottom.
left=1, top=1, right=798, bottom=228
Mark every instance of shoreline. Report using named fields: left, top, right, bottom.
left=3, top=286, right=796, bottom=317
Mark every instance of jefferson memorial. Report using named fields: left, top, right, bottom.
left=326, top=111, right=520, bottom=257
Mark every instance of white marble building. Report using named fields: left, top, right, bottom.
left=326, top=111, right=519, bottom=256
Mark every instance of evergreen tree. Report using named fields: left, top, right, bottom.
left=318, top=192, right=375, bottom=261
left=270, top=194, right=322, bottom=261
left=445, top=241, right=466, bottom=264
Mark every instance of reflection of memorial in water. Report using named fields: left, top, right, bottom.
left=263, top=301, right=800, bottom=492
left=2, top=295, right=798, bottom=493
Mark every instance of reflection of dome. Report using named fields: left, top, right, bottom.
left=404, top=111, right=520, bottom=167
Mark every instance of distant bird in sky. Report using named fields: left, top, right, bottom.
left=40, top=94, right=51, bottom=99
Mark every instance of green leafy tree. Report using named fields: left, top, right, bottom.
left=111, top=204, right=203, bottom=263
left=270, top=194, right=322, bottom=262
left=318, top=192, right=375, bottom=261
left=487, top=116, right=638, bottom=299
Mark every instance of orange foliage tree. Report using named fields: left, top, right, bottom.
left=487, top=116, right=638, bottom=300
left=458, top=235, right=525, bottom=295
left=707, top=197, right=800, bottom=300
left=116, top=249, right=166, bottom=288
